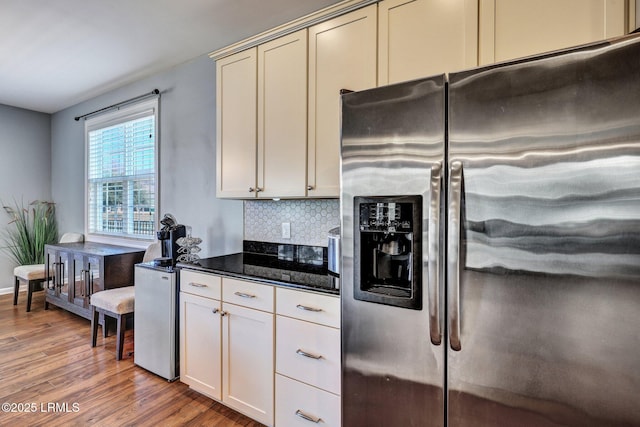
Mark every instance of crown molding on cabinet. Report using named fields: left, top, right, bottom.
left=208, top=0, right=378, bottom=60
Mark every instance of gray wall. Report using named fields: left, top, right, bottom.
left=50, top=55, right=244, bottom=258
left=0, top=105, right=51, bottom=290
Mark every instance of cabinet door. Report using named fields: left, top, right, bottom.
left=479, top=0, right=629, bottom=65
left=180, top=292, right=222, bottom=400
left=216, top=48, right=258, bottom=198
left=257, top=30, right=308, bottom=198
left=378, top=0, right=478, bottom=85
left=222, top=302, right=274, bottom=426
left=308, top=5, right=377, bottom=197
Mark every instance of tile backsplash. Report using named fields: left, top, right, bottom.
left=244, top=199, right=340, bottom=247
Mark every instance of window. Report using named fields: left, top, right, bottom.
left=85, top=98, right=158, bottom=242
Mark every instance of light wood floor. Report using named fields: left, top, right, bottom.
left=0, top=290, right=265, bottom=426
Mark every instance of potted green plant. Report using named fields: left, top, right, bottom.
left=1, top=199, right=58, bottom=265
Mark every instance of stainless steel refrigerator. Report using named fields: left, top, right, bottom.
left=340, top=34, right=640, bottom=426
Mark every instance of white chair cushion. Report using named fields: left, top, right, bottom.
left=14, top=264, right=47, bottom=280
left=142, top=242, right=162, bottom=263
left=59, top=232, right=84, bottom=243
left=91, top=286, right=135, bottom=314
left=13, top=233, right=83, bottom=282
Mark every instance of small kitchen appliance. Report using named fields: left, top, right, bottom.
left=155, top=213, right=186, bottom=266
left=327, top=226, right=341, bottom=276
left=328, top=226, right=341, bottom=290
left=134, top=264, right=179, bottom=381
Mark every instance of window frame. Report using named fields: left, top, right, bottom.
left=83, top=97, right=159, bottom=247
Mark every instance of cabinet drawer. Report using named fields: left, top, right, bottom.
left=180, top=270, right=221, bottom=300
left=276, top=315, right=340, bottom=394
left=276, top=287, right=340, bottom=328
left=276, top=374, right=340, bottom=427
left=222, top=277, right=274, bottom=312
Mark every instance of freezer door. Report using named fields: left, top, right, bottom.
left=447, top=35, right=640, bottom=426
left=341, top=76, right=446, bottom=427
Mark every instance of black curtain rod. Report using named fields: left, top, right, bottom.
left=74, top=89, right=160, bottom=121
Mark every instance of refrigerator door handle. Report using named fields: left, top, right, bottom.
left=428, top=162, right=442, bottom=345
left=448, top=161, right=463, bottom=351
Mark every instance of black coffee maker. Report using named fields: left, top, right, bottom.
left=155, top=213, right=186, bottom=267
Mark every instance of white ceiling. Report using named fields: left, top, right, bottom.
left=0, top=0, right=342, bottom=114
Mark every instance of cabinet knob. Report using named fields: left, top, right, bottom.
left=220, top=311, right=228, bottom=317
left=256, top=187, right=263, bottom=193
left=212, top=308, right=219, bottom=314
left=307, top=185, right=314, bottom=191
left=249, top=187, right=255, bottom=193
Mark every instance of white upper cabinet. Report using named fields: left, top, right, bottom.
left=257, top=30, right=308, bottom=199
left=216, top=48, right=257, bottom=198
left=479, top=0, right=630, bottom=65
left=215, top=0, right=634, bottom=199
left=307, top=5, right=378, bottom=198
left=378, top=0, right=479, bottom=85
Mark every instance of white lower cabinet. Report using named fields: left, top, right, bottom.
left=180, top=271, right=274, bottom=426
left=276, top=374, right=341, bottom=427
left=222, top=301, right=274, bottom=425
left=180, top=286, right=222, bottom=401
left=276, top=315, right=340, bottom=395
left=180, top=270, right=340, bottom=426
left=275, top=287, right=341, bottom=426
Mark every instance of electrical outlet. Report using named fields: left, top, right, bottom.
left=281, top=222, right=291, bottom=239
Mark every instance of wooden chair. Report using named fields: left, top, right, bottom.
left=13, top=232, right=84, bottom=312
left=90, top=242, right=160, bottom=360
left=90, top=286, right=135, bottom=360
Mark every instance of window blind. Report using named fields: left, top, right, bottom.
left=87, top=111, right=156, bottom=238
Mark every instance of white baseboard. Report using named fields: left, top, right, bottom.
left=0, top=284, right=23, bottom=295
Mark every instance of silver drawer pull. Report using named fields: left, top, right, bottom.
left=189, top=282, right=207, bottom=288
left=234, top=291, right=256, bottom=299
left=296, top=304, right=322, bottom=312
left=295, top=409, right=322, bottom=423
left=296, top=349, right=322, bottom=360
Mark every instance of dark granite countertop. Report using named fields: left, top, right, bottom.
left=177, top=252, right=340, bottom=295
